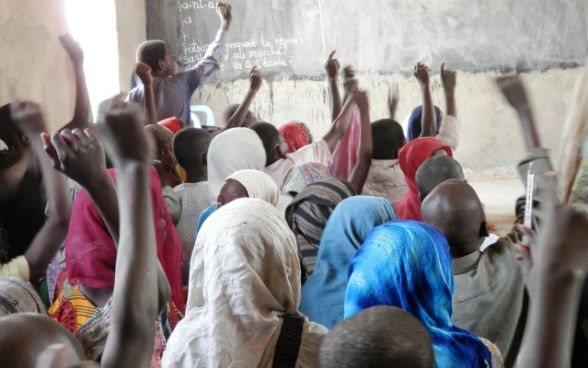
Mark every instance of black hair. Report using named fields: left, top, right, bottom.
left=371, top=119, right=406, bottom=160
left=136, top=40, right=167, bottom=71
left=250, top=122, right=281, bottom=167
left=173, top=127, right=211, bottom=169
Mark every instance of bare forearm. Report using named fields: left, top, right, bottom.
left=420, top=85, right=436, bottom=137
left=348, top=107, right=372, bottom=193
left=444, top=90, right=456, bottom=118
left=516, top=270, right=585, bottom=368
left=516, top=106, right=541, bottom=150
left=328, top=76, right=342, bottom=121
left=225, top=89, right=257, bottom=129
left=143, top=84, right=157, bottom=125
left=61, top=64, right=91, bottom=131
left=323, top=97, right=356, bottom=151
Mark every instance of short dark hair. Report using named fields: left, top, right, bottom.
left=320, top=306, right=435, bottom=368
left=136, top=40, right=167, bottom=70
left=416, top=155, right=465, bottom=200
left=173, top=127, right=211, bottom=168
left=371, top=119, right=406, bottom=160
left=250, top=122, right=281, bottom=166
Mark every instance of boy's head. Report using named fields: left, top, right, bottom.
left=319, top=306, right=434, bottom=368
left=415, top=155, right=465, bottom=200
left=173, top=127, right=211, bottom=170
left=145, top=124, right=176, bottom=171
left=421, top=179, right=487, bottom=257
left=371, top=119, right=406, bottom=160
left=136, top=40, right=175, bottom=76
left=250, top=122, right=288, bottom=166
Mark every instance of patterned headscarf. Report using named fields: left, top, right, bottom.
left=344, top=220, right=493, bottom=368
left=281, top=163, right=332, bottom=196
left=285, top=179, right=356, bottom=276
left=299, top=196, right=396, bottom=328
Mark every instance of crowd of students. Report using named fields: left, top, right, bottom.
left=1, top=2, right=588, bottom=367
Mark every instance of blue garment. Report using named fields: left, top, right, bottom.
left=344, top=220, right=493, bottom=368
left=194, top=204, right=217, bottom=238
left=299, top=196, right=396, bottom=329
left=406, top=105, right=443, bottom=141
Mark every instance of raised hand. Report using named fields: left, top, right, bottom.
left=249, top=66, right=262, bottom=92
left=387, top=80, right=399, bottom=119
left=135, top=62, right=153, bottom=87
left=414, top=63, right=430, bottom=87
left=9, top=101, right=47, bottom=138
left=495, top=74, right=529, bottom=110
left=440, top=62, right=456, bottom=92
left=96, top=96, right=153, bottom=167
left=325, top=50, right=340, bottom=79
left=217, top=2, right=232, bottom=30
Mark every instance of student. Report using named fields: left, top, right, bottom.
left=127, top=2, right=232, bottom=126
left=344, top=220, right=503, bottom=367
left=278, top=121, right=313, bottom=153
left=145, top=124, right=182, bottom=187
left=319, top=306, right=435, bottom=368
left=216, top=169, right=279, bottom=207
left=415, top=155, right=465, bottom=200
left=0, top=102, right=71, bottom=283
left=421, top=180, right=526, bottom=366
left=163, top=127, right=213, bottom=286
left=406, top=63, right=459, bottom=150
left=220, top=66, right=262, bottom=130
left=251, top=89, right=370, bottom=191
left=299, top=196, right=396, bottom=328
left=0, top=99, right=161, bottom=368
left=163, top=198, right=328, bottom=367
left=361, top=118, right=408, bottom=205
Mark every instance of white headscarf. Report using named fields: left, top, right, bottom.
left=162, top=198, right=326, bottom=368
left=207, top=128, right=266, bottom=198
left=227, top=169, right=279, bottom=206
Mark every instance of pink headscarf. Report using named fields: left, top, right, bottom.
left=394, top=137, right=452, bottom=221
left=278, top=122, right=309, bottom=153
left=65, top=167, right=185, bottom=312
left=329, top=105, right=360, bottom=179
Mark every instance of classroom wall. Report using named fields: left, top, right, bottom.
left=1, top=0, right=582, bottom=179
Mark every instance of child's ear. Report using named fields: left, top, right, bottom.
left=157, top=59, right=166, bottom=71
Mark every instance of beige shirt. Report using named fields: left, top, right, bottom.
left=0, top=255, right=30, bottom=281
left=265, top=139, right=332, bottom=188
left=361, top=159, right=407, bottom=205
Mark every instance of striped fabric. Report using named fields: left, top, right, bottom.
left=285, top=179, right=356, bottom=277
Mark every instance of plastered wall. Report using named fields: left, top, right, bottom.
left=1, top=0, right=581, bottom=178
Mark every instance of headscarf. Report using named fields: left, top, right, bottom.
left=395, top=137, right=452, bottom=220
left=281, top=162, right=332, bottom=196
left=0, top=277, right=46, bottom=316
left=406, top=105, right=443, bottom=141
left=162, top=198, right=327, bottom=368
left=285, top=179, right=356, bottom=276
left=278, top=122, right=309, bottom=153
left=329, top=104, right=360, bottom=179
left=207, top=127, right=266, bottom=198
left=157, top=116, right=183, bottom=134
left=65, top=167, right=185, bottom=312
left=344, top=220, right=493, bottom=368
left=226, top=169, right=279, bottom=206
left=299, top=196, right=396, bottom=328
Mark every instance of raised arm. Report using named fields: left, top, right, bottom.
left=414, top=63, right=436, bottom=138
left=98, top=101, right=158, bottom=368
left=58, top=34, right=92, bottom=131
left=387, top=81, right=399, bottom=120
left=325, top=50, right=342, bottom=121
left=347, top=90, right=373, bottom=193
left=515, top=203, right=588, bottom=368
left=322, top=90, right=358, bottom=152
left=496, top=75, right=541, bottom=151
left=9, top=102, right=71, bottom=282
left=135, top=62, right=157, bottom=125
left=224, top=66, right=262, bottom=130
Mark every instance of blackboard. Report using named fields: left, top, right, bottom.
left=147, top=0, right=588, bottom=82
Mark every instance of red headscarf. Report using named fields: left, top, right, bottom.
left=157, top=117, right=183, bottom=134
left=394, top=137, right=452, bottom=220
left=65, top=167, right=185, bottom=312
left=278, top=122, right=309, bottom=153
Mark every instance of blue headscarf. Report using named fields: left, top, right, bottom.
left=299, top=196, right=396, bottom=328
left=406, top=105, right=443, bottom=141
left=344, top=220, right=493, bottom=368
